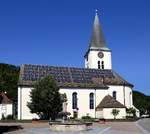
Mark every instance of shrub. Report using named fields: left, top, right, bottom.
left=81, top=115, right=94, bottom=122
left=1, top=114, right=5, bottom=120
left=1, top=114, right=13, bottom=120
left=81, top=115, right=92, bottom=120
left=126, top=107, right=136, bottom=117
left=6, top=114, right=13, bottom=120
left=58, top=112, right=71, bottom=117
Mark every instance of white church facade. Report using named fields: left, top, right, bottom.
left=18, top=13, right=136, bottom=120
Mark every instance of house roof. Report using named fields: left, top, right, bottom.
left=18, top=64, right=133, bottom=88
left=96, top=95, right=126, bottom=109
left=0, top=92, right=12, bottom=104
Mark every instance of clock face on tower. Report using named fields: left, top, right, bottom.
left=98, top=52, right=104, bottom=58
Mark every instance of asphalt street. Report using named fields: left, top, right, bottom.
left=137, top=118, right=150, bottom=134
left=1, top=119, right=150, bottom=134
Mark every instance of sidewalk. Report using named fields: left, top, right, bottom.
left=94, top=121, right=144, bottom=134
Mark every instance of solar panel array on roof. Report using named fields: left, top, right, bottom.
left=22, top=65, right=113, bottom=82
left=19, top=64, right=133, bottom=88
left=22, top=65, right=72, bottom=83
left=69, top=67, right=113, bottom=83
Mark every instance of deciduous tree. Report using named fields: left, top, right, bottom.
left=27, top=75, right=63, bottom=120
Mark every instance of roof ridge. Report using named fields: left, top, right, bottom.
left=21, top=64, right=112, bottom=71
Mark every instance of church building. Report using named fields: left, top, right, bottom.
left=18, top=12, right=136, bottom=120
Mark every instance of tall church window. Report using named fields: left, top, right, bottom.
left=129, top=91, right=132, bottom=107
left=72, top=92, right=77, bottom=109
left=98, top=61, right=101, bottom=69
left=101, top=61, right=104, bottom=69
left=89, top=93, right=94, bottom=109
left=112, top=91, right=116, bottom=100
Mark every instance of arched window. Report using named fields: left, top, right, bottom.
left=112, top=91, right=116, bottom=100
left=89, top=93, right=94, bottom=109
left=87, top=55, right=88, bottom=61
left=129, top=91, right=132, bottom=107
left=130, top=91, right=132, bottom=95
left=98, top=61, right=101, bottom=69
left=72, top=92, right=77, bottom=109
left=101, top=61, right=104, bottom=69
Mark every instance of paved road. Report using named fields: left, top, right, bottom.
left=137, top=118, right=150, bottom=134
left=3, top=127, right=107, bottom=134
left=1, top=120, right=149, bottom=134
left=99, top=122, right=143, bottom=134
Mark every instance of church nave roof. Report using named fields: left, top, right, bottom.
left=18, top=64, right=133, bottom=88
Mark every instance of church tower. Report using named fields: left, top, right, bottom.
left=85, top=11, right=112, bottom=70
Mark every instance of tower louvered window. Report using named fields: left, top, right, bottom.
left=101, top=61, right=104, bottom=69
left=98, top=61, right=101, bottom=69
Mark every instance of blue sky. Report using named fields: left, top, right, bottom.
left=0, top=0, right=150, bottom=95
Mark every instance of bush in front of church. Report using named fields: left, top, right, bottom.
left=111, top=109, right=120, bottom=119
left=27, top=75, right=63, bottom=120
left=81, top=114, right=95, bottom=122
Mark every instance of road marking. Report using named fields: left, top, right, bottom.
left=98, top=127, right=111, bottom=134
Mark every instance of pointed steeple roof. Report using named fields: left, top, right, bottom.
left=89, top=10, right=110, bottom=51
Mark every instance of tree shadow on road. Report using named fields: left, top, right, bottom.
left=0, top=125, right=23, bottom=134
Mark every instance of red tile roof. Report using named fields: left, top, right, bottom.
left=96, top=95, right=126, bottom=110
left=0, top=92, right=12, bottom=104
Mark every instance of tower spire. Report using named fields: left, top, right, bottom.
left=89, top=10, right=109, bottom=50
left=84, top=10, right=112, bottom=69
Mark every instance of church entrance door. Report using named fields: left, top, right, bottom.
left=73, top=111, right=78, bottom=118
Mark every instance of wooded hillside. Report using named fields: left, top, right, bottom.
left=0, top=63, right=19, bottom=101
left=133, top=90, right=150, bottom=115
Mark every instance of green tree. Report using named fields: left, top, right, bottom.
left=127, top=107, right=136, bottom=117
left=0, top=63, right=19, bottom=101
left=111, top=109, right=120, bottom=119
left=0, top=63, right=19, bottom=118
left=27, top=75, right=63, bottom=120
